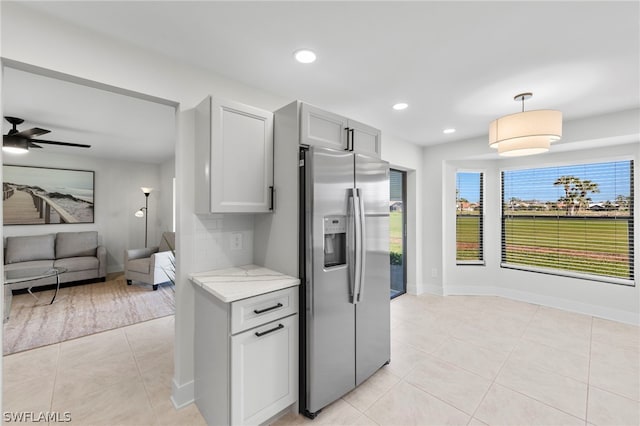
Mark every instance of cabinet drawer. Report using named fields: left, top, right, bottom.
left=231, top=286, right=298, bottom=334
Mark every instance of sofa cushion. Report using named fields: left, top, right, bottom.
left=127, top=258, right=151, bottom=274
left=4, top=260, right=55, bottom=273
left=5, top=234, right=55, bottom=264
left=56, top=231, right=98, bottom=259
left=54, top=257, right=99, bottom=273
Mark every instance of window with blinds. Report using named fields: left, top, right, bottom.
left=456, top=172, right=484, bottom=264
left=501, top=160, right=634, bottom=285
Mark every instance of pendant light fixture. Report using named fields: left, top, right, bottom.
left=489, top=92, right=562, bottom=157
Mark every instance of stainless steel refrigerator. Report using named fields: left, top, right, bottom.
left=299, top=145, right=390, bottom=418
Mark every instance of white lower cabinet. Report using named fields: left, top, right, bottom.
left=194, top=285, right=298, bottom=426
left=231, top=314, right=297, bottom=425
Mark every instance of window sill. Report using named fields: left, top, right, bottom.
left=456, top=260, right=486, bottom=266
left=500, top=263, right=635, bottom=287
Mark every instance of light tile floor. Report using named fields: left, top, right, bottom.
left=3, top=294, right=639, bottom=425
left=2, top=315, right=206, bottom=426
left=274, top=294, right=640, bottom=426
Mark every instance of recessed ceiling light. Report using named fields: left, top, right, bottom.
left=443, top=128, right=456, bottom=134
left=294, top=49, right=316, bottom=64
left=392, top=103, right=408, bottom=111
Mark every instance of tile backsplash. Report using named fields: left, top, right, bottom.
left=193, top=213, right=254, bottom=271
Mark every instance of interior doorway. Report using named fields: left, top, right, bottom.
left=1, top=62, right=178, bottom=355
left=390, top=169, right=406, bottom=299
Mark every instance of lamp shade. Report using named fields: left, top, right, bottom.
left=497, top=136, right=550, bottom=157
left=489, top=109, right=562, bottom=156
left=140, top=187, right=153, bottom=194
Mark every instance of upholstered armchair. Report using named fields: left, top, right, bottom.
left=124, top=231, right=175, bottom=290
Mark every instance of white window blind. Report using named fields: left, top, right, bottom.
left=456, top=172, right=484, bottom=264
left=501, top=160, right=634, bottom=284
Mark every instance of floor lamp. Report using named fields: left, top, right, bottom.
left=135, top=187, right=153, bottom=247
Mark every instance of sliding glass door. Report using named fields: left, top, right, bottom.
left=390, top=169, right=406, bottom=298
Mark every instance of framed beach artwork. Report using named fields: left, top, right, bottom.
left=2, top=165, right=95, bottom=225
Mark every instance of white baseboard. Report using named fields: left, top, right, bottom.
left=421, top=283, right=444, bottom=296
left=406, top=282, right=419, bottom=295
left=444, top=284, right=640, bottom=325
left=499, top=287, right=640, bottom=326
left=408, top=282, right=443, bottom=296
left=171, top=378, right=195, bottom=409
left=444, top=285, right=497, bottom=296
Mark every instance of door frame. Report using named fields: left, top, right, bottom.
left=390, top=168, right=407, bottom=299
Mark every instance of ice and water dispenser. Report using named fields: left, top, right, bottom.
left=323, top=216, right=346, bottom=268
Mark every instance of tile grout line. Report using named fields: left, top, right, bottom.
left=340, top=375, right=399, bottom=424
left=429, top=335, right=510, bottom=381
left=489, top=306, right=594, bottom=423
left=466, top=303, right=541, bottom=423
left=588, top=383, right=640, bottom=402
left=388, top=308, right=481, bottom=421
left=509, top=305, right=594, bottom=389
left=475, top=304, right=592, bottom=423
left=584, top=316, right=594, bottom=426
left=48, top=343, right=62, bottom=416
left=123, top=322, right=160, bottom=425
left=399, top=378, right=475, bottom=420
left=488, top=382, right=586, bottom=423
left=395, top=304, right=493, bottom=421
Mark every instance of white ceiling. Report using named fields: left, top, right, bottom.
left=5, top=1, right=640, bottom=152
left=3, top=67, right=176, bottom=164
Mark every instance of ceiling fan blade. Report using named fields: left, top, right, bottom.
left=28, top=142, right=44, bottom=148
left=29, top=139, right=91, bottom=148
left=16, top=127, right=50, bottom=138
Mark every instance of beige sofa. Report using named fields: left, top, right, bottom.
left=4, top=231, right=107, bottom=290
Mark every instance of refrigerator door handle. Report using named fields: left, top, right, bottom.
left=356, top=189, right=366, bottom=302
left=347, top=190, right=358, bottom=304
left=352, top=189, right=363, bottom=305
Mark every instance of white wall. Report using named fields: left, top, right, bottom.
left=2, top=150, right=173, bottom=273
left=159, top=157, right=176, bottom=234
left=425, top=110, right=640, bottom=324
left=1, top=1, right=291, bottom=409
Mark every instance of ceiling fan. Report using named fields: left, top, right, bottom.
left=3, top=116, right=91, bottom=154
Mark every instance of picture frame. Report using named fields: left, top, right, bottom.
left=3, top=165, right=95, bottom=225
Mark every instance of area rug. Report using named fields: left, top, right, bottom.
left=3, top=274, right=175, bottom=355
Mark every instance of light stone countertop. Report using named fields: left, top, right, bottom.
left=189, top=264, right=300, bottom=303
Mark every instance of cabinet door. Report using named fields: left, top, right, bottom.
left=210, top=97, right=274, bottom=213
left=301, top=103, right=348, bottom=150
left=349, top=118, right=381, bottom=157
left=231, top=314, right=297, bottom=425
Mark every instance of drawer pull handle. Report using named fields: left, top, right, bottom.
left=254, top=303, right=283, bottom=314
left=255, top=323, right=284, bottom=337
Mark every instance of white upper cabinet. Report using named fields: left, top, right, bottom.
left=348, top=118, right=382, bottom=157
left=195, top=96, right=274, bottom=213
left=300, top=103, right=349, bottom=151
left=300, top=103, right=381, bottom=157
